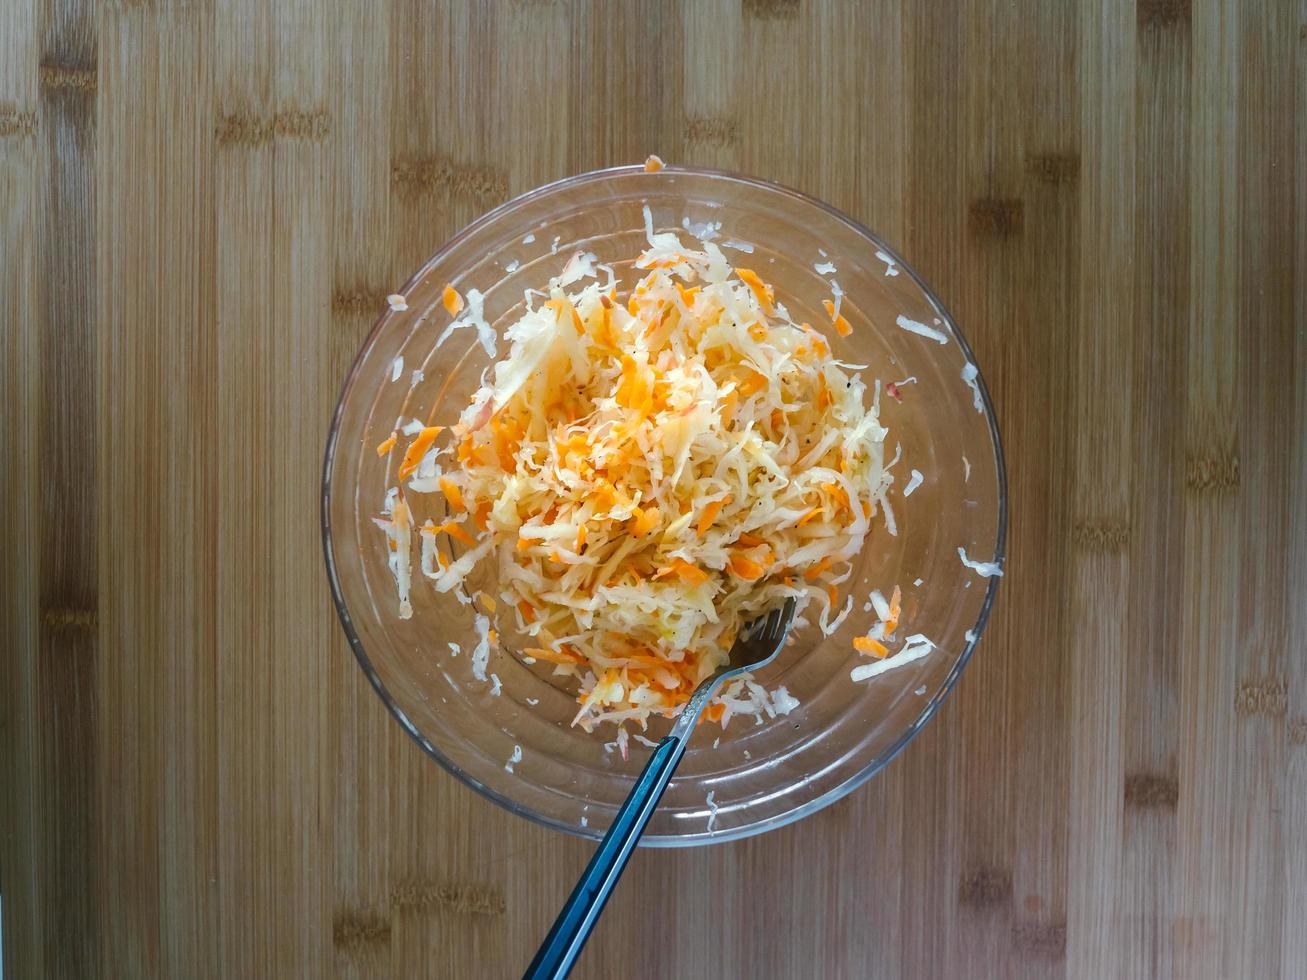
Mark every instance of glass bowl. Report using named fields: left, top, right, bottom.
left=322, top=165, right=1006, bottom=846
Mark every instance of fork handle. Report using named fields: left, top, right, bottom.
left=523, top=685, right=713, bottom=980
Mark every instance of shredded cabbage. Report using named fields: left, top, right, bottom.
left=380, top=223, right=898, bottom=731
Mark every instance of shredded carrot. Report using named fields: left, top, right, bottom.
left=473, top=502, right=492, bottom=531
left=524, top=646, right=582, bottom=665
left=456, top=433, right=484, bottom=467
left=398, top=426, right=443, bottom=480
left=697, top=495, right=731, bottom=537
left=803, top=556, right=833, bottom=580
left=797, top=321, right=830, bottom=358
left=434, top=521, right=476, bottom=548
left=630, top=505, right=661, bottom=537
left=736, top=268, right=774, bottom=313
left=654, top=558, right=708, bottom=585
left=518, top=600, right=536, bottom=624
left=438, top=476, right=465, bottom=513
left=854, top=636, right=889, bottom=658
left=816, top=376, right=831, bottom=411
left=442, top=284, right=464, bottom=316
left=525, top=645, right=582, bottom=669
left=376, top=433, right=398, bottom=457
left=883, top=584, right=903, bottom=635
left=705, top=702, right=726, bottom=723
left=822, top=298, right=853, bottom=336
left=575, top=522, right=587, bottom=552
left=796, top=506, right=825, bottom=528
left=729, top=555, right=766, bottom=580
left=735, top=532, right=766, bottom=547
left=737, top=370, right=768, bottom=397
left=644, top=154, right=665, bottom=173
left=821, top=481, right=850, bottom=513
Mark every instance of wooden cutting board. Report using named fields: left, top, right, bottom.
left=3, top=1, right=1304, bottom=976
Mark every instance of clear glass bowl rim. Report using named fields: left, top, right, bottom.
left=320, top=163, right=1009, bottom=847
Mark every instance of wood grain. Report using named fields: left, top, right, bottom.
left=2, top=1, right=1304, bottom=977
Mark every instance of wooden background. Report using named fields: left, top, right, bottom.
left=3, top=0, right=1304, bottom=977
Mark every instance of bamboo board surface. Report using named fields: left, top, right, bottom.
left=2, top=1, right=1305, bottom=977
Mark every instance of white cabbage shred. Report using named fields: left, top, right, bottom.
left=961, top=362, right=984, bottom=413
left=958, top=546, right=1003, bottom=578
left=874, top=250, right=900, bottom=277
left=850, top=634, right=934, bottom=682
left=895, top=315, right=949, bottom=344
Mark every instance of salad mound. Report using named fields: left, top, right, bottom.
left=377, top=210, right=900, bottom=732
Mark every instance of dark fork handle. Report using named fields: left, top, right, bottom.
left=522, top=683, right=713, bottom=980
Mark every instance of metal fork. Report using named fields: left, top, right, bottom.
left=523, top=597, right=798, bottom=980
